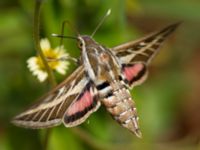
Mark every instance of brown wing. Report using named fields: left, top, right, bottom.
left=113, top=22, right=180, bottom=87
left=12, top=66, right=100, bottom=129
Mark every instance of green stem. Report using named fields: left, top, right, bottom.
left=43, top=129, right=52, bottom=150
left=33, top=0, right=57, bottom=150
left=33, top=0, right=56, bottom=87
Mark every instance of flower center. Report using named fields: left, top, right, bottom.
left=37, top=49, right=60, bottom=70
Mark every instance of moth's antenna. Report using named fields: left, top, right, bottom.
left=91, top=9, right=111, bottom=37
left=53, top=20, right=79, bottom=49
left=61, top=20, right=79, bottom=36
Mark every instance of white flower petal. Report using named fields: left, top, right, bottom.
left=55, top=46, right=69, bottom=55
left=56, top=67, right=66, bottom=75
left=32, top=70, right=41, bottom=76
left=27, top=57, right=36, bottom=64
left=27, top=56, right=48, bottom=82
left=37, top=70, right=48, bottom=82
left=27, top=57, right=39, bottom=71
left=40, top=38, right=50, bottom=51
left=55, top=61, right=69, bottom=75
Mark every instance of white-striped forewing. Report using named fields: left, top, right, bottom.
left=113, top=23, right=180, bottom=88
left=12, top=66, right=100, bottom=128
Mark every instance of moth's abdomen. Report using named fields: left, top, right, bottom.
left=99, top=81, right=142, bottom=138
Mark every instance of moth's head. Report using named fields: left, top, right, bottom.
left=77, top=35, right=97, bottom=50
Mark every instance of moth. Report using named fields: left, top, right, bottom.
left=12, top=17, right=180, bottom=138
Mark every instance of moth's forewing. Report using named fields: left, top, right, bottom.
left=12, top=66, right=100, bottom=129
left=113, top=22, right=180, bottom=87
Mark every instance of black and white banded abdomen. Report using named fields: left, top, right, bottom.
left=97, top=80, right=142, bottom=138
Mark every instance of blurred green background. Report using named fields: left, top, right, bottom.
left=0, top=0, right=200, bottom=150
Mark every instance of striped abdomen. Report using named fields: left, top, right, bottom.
left=97, top=80, right=142, bottom=138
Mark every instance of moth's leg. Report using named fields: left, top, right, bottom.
left=46, top=56, right=79, bottom=65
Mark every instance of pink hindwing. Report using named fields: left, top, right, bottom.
left=122, top=63, right=147, bottom=87
left=63, top=83, right=100, bottom=127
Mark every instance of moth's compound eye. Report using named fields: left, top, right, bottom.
left=77, top=41, right=83, bottom=48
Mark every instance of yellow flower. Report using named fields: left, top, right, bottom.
left=27, top=38, right=69, bottom=82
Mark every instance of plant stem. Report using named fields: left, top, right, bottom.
left=33, top=0, right=57, bottom=150
left=33, top=0, right=56, bottom=87
left=43, top=129, right=52, bottom=150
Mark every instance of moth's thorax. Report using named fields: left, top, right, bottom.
left=78, top=35, right=98, bottom=48
left=79, top=35, right=120, bottom=83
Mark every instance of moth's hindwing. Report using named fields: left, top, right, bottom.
left=121, top=62, right=148, bottom=87
left=63, top=82, right=100, bottom=127
left=12, top=66, right=100, bottom=129
left=113, top=22, right=180, bottom=87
